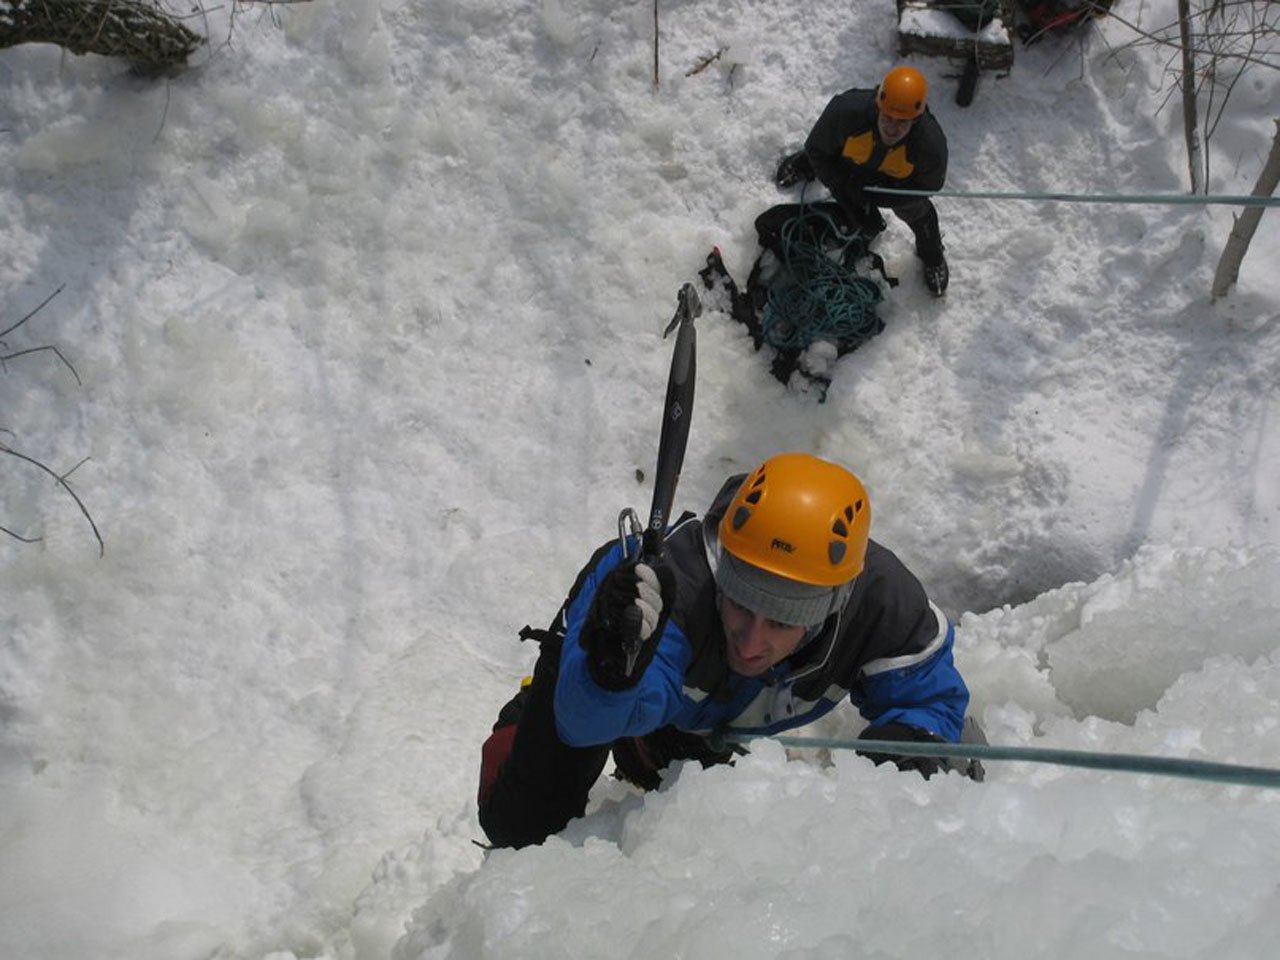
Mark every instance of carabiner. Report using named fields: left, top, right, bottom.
left=617, top=507, right=644, bottom=561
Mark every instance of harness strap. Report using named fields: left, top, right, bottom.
left=518, top=624, right=563, bottom=645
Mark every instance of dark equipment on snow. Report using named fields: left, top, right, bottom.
left=895, top=0, right=1113, bottom=106
left=698, top=202, right=890, bottom=399
left=948, top=0, right=1003, bottom=30
left=1017, top=0, right=1115, bottom=45
left=752, top=205, right=886, bottom=351
left=955, top=53, right=980, bottom=107
left=896, top=0, right=1016, bottom=84
left=615, top=283, right=701, bottom=677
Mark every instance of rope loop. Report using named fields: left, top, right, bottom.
left=760, top=204, right=883, bottom=353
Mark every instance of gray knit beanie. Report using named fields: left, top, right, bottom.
left=714, top=548, right=838, bottom=627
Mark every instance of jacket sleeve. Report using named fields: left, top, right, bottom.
left=553, top=543, right=693, bottom=746
left=804, top=93, right=865, bottom=214
left=905, top=116, right=947, bottom=194
left=853, top=611, right=968, bottom=741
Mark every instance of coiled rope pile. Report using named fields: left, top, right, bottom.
left=759, top=204, right=884, bottom=353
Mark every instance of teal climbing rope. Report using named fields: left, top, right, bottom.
left=760, top=205, right=883, bottom=353
left=715, top=733, right=1280, bottom=790
left=867, top=185, right=1280, bottom=207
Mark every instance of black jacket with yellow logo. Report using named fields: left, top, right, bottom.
left=803, top=87, right=947, bottom=218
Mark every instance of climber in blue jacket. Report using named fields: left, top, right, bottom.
left=478, top=452, right=978, bottom=849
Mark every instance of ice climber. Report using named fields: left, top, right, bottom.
left=477, top=452, right=981, bottom=849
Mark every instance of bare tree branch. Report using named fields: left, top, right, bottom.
left=2, top=286, right=99, bottom=554
left=1100, top=0, right=1280, bottom=72
left=1, top=287, right=81, bottom=383
left=686, top=47, right=727, bottom=78
left=652, top=0, right=659, bottom=88
left=0, top=345, right=82, bottom=385
left=0, top=522, right=41, bottom=544
left=0, top=444, right=104, bottom=556
left=0, top=285, right=64, bottom=340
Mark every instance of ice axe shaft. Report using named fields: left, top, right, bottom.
left=645, top=282, right=699, bottom=557
left=618, top=282, right=701, bottom=675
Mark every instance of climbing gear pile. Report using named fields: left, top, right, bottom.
left=757, top=205, right=885, bottom=354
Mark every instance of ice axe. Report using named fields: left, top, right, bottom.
left=616, top=281, right=701, bottom=677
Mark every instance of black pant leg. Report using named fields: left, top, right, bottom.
left=900, top=200, right=943, bottom=259
left=478, top=635, right=612, bottom=849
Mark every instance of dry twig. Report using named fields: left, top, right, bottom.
left=686, top=47, right=727, bottom=78
left=0, top=444, right=103, bottom=556
left=2, top=287, right=102, bottom=555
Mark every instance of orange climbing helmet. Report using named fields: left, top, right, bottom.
left=876, top=65, right=928, bottom=120
left=718, top=453, right=871, bottom=588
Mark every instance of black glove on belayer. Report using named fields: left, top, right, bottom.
left=580, top=560, right=677, bottom=691
left=847, top=198, right=886, bottom=240
left=774, top=150, right=815, bottom=189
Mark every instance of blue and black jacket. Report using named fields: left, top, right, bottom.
left=554, top=475, right=969, bottom=748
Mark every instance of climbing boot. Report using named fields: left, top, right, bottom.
left=922, top=254, right=949, bottom=297
left=910, top=205, right=949, bottom=297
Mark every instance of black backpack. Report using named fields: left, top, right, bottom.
left=698, top=202, right=891, bottom=398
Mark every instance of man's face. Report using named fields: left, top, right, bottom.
left=877, top=110, right=914, bottom=146
left=719, top=594, right=808, bottom=677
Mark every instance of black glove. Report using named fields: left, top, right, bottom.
left=580, top=560, right=677, bottom=691
left=847, top=200, right=886, bottom=240
left=612, top=726, right=737, bottom=791
left=832, top=178, right=884, bottom=239
left=857, top=722, right=948, bottom=780
left=774, top=150, right=815, bottom=188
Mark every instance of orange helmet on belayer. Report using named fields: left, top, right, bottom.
left=718, top=453, right=871, bottom=588
left=876, top=65, right=928, bottom=120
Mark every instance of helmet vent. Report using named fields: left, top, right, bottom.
left=832, top=517, right=848, bottom=538
left=731, top=505, right=752, bottom=531
left=829, top=541, right=847, bottom=566
left=745, top=490, right=762, bottom=505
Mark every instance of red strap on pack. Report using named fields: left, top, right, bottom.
left=477, top=724, right=519, bottom=805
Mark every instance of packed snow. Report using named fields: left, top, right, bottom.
left=1, top=1, right=1278, bottom=958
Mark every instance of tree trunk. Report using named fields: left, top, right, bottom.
left=1178, top=0, right=1204, bottom=194
left=1212, top=120, right=1280, bottom=301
